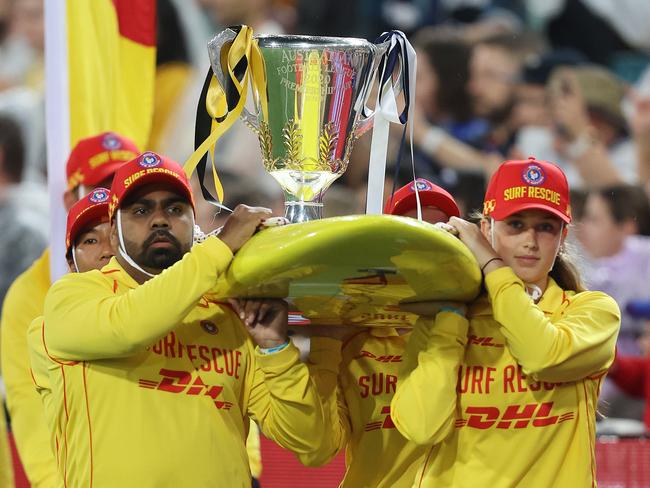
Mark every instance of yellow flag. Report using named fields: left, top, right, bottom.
left=67, top=0, right=156, bottom=150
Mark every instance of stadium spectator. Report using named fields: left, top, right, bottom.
left=547, top=65, right=636, bottom=188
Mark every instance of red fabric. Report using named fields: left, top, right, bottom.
left=259, top=435, right=345, bottom=487
left=9, top=432, right=29, bottom=488
left=112, top=0, right=157, bottom=47
left=609, top=355, right=650, bottom=430
left=596, top=438, right=650, bottom=486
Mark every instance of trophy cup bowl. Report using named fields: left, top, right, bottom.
left=208, top=32, right=384, bottom=222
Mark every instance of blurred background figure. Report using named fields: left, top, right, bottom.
left=0, top=114, right=47, bottom=310
left=605, top=300, right=650, bottom=435
left=547, top=65, right=637, bottom=188
left=576, top=184, right=650, bottom=420
left=0, top=0, right=45, bottom=182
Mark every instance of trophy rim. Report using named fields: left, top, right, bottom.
left=255, top=34, right=374, bottom=50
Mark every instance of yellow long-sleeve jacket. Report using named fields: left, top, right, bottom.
left=301, top=315, right=466, bottom=488
left=28, top=237, right=326, bottom=487
left=1, top=249, right=60, bottom=487
left=391, top=267, right=620, bottom=488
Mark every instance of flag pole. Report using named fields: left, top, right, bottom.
left=44, top=0, right=71, bottom=281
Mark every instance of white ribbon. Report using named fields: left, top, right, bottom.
left=365, top=31, right=419, bottom=218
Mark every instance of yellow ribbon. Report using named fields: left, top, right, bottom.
left=183, top=25, right=268, bottom=204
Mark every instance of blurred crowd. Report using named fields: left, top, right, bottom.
left=2, top=0, right=650, bottom=435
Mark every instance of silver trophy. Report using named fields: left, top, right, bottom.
left=208, top=31, right=385, bottom=222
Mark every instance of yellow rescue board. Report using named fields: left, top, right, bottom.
left=213, top=215, right=481, bottom=326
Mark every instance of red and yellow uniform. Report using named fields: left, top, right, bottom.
left=28, top=237, right=325, bottom=487
left=1, top=250, right=58, bottom=487
left=391, top=267, right=620, bottom=487
left=302, top=328, right=441, bottom=487
left=1, top=132, right=139, bottom=487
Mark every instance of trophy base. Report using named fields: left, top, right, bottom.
left=284, top=201, right=323, bottom=223
left=211, top=215, right=482, bottom=327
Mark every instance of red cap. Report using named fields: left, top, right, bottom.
left=108, top=151, right=195, bottom=220
left=66, top=187, right=111, bottom=254
left=385, top=178, right=460, bottom=218
left=483, top=157, right=571, bottom=223
left=66, top=132, right=140, bottom=190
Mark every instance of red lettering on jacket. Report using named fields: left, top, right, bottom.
left=358, top=373, right=398, bottom=398
left=503, top=365, right=560, bottom=393
left=457, top=365, right=497, bottom=394
left=468, top=335, right=504, bottom=347
left=138, top=368, right=232, bottom=410
left=364, top=405, right=396, bottom=431
left=150, top=335, right=243, bottom=378
left=458, top=402, right=566, bottom=430
left=355, top=350, right=402, bottom=363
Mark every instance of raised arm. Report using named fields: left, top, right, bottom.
left=486, top=267, right=620, bottom=382
left=391, top=311, right=468, bottom=445
left=43, top=237, right=233, bottom=360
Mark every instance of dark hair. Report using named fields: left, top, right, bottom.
left=471, top=211, right=585, bottom=292
left=593, top=184, right=650, bottom=236
left=0, top=115, right=25, bottom=183
left=414, top=29, right=473, bottom=122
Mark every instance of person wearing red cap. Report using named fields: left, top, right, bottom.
left=384, top=178, right=461, bottom=222
left=1, top=131, right=138, bottom=487
left=391, top=158, right=621, bottom=487
left=64, top=187, right=113, bottom=273
left=25, top=189, right=114, bottom=471
left=28, top=152, right=326, bottom=487
left=299, top=180, right=462, bottom=487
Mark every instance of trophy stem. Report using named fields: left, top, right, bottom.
left=284, top=194, right=324, bottom=223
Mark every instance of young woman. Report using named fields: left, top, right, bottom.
left=391, top=158, right=620, bottom=487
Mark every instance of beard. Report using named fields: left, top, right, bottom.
left=135, top=230, right=185, bottom=270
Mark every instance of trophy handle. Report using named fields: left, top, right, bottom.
left=207, top=28, right=261, bottom=132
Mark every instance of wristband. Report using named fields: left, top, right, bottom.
left=259, top=341, right=290, bottom=355
left=438, top=306, right=465, bottom=317
left=481, top=257, right=504, bottom=273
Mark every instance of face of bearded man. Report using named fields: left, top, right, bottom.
left=112, top=185, right=194, bottom=275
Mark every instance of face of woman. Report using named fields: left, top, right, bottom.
left=481, top=209, right=566, bottom=290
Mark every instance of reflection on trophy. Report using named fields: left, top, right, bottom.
left=208, top=32, right=384, bottom=222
